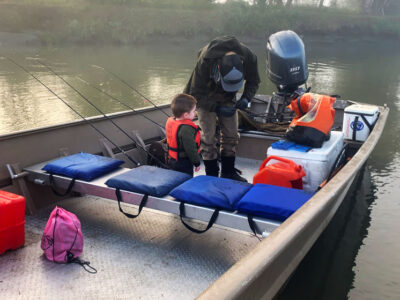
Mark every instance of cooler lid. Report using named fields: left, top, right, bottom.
left=344, top=104, right=379, bottom=116
left=267, top=131, right=344, bottom=162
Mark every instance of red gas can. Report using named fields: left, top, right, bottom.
left=253, top=155, right=306, bottom=189
left=0, top=190, right=25, bottom=254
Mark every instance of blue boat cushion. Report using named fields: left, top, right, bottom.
left=42, top=152, right=124, bottom=181
left=169, top=175, right=252, bottom=211
left=105, top=166, right=191, bottom=197
left=236, top=184, right=314, bottom=221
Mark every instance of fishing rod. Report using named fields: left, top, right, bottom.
left=36, top=59, right=169, bottom=168
left=3, top=56, right=141, bottom=166
left=91, top=64, right=170, bottom=117
left=75, top=76, right=165, bottom=129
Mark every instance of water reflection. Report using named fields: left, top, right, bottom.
left=0, top=45, right=202, bottom=134
left=348, top=154, right=400, bottom=299
left=0, top=64, right=76, bottom=133
left=308, top=61, right=348, bottom=94
left=277, top=166, right=376, bottom=300
left=142, top=66, right=185, bottom=104
left=395, top=76, right=400, bottom=110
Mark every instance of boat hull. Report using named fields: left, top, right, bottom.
left=198, top=105, right=389, bottom=299
left=0, top=101, right=389, bottom=299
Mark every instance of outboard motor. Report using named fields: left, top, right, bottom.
left=246, top=31, right=310, bottom=125
left=266, top=31, right=336, bottom=148
left=244, top=31, right=308, bottom=124
left=263, top=30, right=309, bottom=122
left=266, top=30, right=308, bottom=94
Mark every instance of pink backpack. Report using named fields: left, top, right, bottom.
left=41, top=206, right=96, bottom=273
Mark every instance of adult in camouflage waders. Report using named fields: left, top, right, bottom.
left=184, top=36, right=260, bottom=182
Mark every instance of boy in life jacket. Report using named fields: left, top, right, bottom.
left=166, top=94, right=201, bottom=177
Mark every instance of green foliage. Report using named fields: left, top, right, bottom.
left=1, top=0, right=399, bottom=45
left=86, top=0, right=213, bottom=9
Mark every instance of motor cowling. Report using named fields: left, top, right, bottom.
left=266, top=30, right=309, bottom=94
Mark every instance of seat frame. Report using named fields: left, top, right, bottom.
left=23, top=160, right=281, bottom=236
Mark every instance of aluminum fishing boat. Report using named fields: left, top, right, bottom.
left=0, top=94, right=388, bottom=299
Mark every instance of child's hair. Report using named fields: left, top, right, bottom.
left=171, top=93, right=197, bottom=118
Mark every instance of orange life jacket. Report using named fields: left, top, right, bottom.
left=286, top=93, right=336, bottom=148
left=287, top=92, right=317, bottom=117
left=166, top=117, right=201, bottom=160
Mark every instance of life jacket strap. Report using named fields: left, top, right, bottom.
left=297, top=96, right=304, bottom=115
left=168, top=145, right=179, bottom=152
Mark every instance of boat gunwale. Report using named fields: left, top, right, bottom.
left=198, top=105, right=389, bottom=300
left=0, top=104, right=170, bottom=141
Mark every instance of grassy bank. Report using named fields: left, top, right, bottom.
left=1, top=1, right=399, bottom=45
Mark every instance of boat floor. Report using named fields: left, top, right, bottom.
left=0, top=157, right=263, bottom=300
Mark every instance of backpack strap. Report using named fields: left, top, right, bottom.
left=179, top=202, right=219, bottom=234
left=115, top=188, right=148, bottom=219
left=66, top=251, right=97, bottom=274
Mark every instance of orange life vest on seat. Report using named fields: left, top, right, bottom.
left=286, top=93, right=336, bottom=148
left=166, top=117, right=201, bottom=160
left=287, top=92, right=317, bottom=117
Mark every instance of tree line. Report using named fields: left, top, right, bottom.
left=251, top=0, right=399, bottom=15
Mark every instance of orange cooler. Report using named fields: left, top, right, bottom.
left=0, top=190, right=25, bottom=254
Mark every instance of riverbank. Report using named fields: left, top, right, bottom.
left=0, top=1, right=399, bottom=46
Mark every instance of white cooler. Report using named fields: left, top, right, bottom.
left=343, top=104, right=379, bottom=142
left=267, top=131, right=344, bottom=192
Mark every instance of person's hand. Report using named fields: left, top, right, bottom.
left=195, top=165, right=201, bottom=172
left=235, top=97, right=249, bottom=110
left=215, top=106, right=236, bottom=117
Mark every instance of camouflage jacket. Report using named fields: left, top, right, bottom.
left=184, top=36, right=261, bottom=112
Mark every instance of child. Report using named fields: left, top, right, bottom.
left=166, top=93, right=201, bottom=177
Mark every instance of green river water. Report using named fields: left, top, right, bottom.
left=0, top=36, right=399, bottom=299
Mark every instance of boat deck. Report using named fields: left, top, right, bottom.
left=0, top=158, right=263, bottom=300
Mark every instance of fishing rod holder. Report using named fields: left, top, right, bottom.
left=6, top=164, right=28, bottom=180
left=6, top=163, right=37, bottom=214
left=248, top=94, right=293, bottom=124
